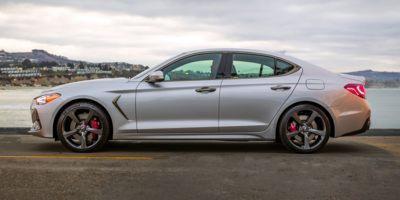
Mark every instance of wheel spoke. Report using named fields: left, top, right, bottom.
left=84, top=110, right=94, bottom=124
left=287, top=131, right=300, bottom=137
left=303, top=134, right=310, bottom=149
left=306, top=111, right=318, bottom=124
left=87, top=127, right=102, bottom=136
left=68, top=112, right=80, bottom=124
left=292, top=112, right=302, bottom=124
left=63, top=129, right=78, bottom=137
left=79, top=135, right=87, bottom=149
left=309, top=128, right=326, bottom=137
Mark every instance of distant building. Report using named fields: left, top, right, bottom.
left=76, top=68, right=112, bottom=75
left=0, top=67, right=41, bottom=78
left=51, top=66, right=69, bottom=71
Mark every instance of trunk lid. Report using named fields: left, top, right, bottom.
left=339, top=74, right=366, bottom=84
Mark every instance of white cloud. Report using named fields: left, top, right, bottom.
left=0, top=0, right=399, bottom=72
left=0, top=3, right=297, bottom=65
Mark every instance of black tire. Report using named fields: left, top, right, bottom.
left=57, top=102, right=110, bottom=152
left=279, top=104, right=331, bottom=153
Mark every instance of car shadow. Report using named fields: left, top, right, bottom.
left=95, top=139, right=390, bottom=155
left=105, top=141, right=288, bottom=153
left=29, top=138, right=392, bottom=156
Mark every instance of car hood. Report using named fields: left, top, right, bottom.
left=43, top=78, right=137, bottom=94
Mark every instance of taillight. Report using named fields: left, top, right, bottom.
left=344, top=83, right=366, bottom=99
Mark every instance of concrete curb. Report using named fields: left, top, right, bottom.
left=0, top=127, right=30, bottom=134
left=359, top=129, right=400, bottom=136
left=0, top=127, right=398, bottom=136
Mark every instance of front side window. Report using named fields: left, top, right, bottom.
left=231, top=54, right=275, bottom=78
left=163, top=53, right=222, bottom=81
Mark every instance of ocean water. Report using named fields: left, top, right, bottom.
left=367, top=88, right=400, bottom=129
left=0, top=87, right=399, bottom=129
left=0, top=88, right=48, bottom=127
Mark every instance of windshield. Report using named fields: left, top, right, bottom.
left=132, top=67, right=154, bottom=79
left=131, top=53, right=186, bottom=80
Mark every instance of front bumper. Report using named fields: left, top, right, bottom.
left=28, top=108, right=44, bottom=137
left=29, top=98, right=63, bottom=138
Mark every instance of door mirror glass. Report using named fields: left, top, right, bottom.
left=147, top=71, right=164, bottom=83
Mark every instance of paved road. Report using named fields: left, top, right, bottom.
left=0, top=135, right=399, bottom=200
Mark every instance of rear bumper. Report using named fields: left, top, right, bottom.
left=331, top=96, right=371, bottom=137
left=341, top=117, right=370, bottom=136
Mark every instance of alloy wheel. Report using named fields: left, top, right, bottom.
left=61, top=108, right=104, bottom=150
left=284, top=108, right=328, bottom=151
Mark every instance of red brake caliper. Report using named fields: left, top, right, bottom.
left=90, top=117, right=100, bottom=140
left=288, top=121, right=297, bottom=133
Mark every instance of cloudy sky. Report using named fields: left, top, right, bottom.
left=0, top=0, right=399, bottom=72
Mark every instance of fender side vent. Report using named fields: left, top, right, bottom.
left=112, top=95, right=128, bottom=120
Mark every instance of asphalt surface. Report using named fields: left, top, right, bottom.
left=0, top=135, right=399, bottom=200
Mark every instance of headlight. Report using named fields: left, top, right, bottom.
left=35, top=93, right=61, bottom=105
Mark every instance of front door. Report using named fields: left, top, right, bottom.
left=219, top=53, right=302, bottom=133
left=136, top=53, right=224, bottom=134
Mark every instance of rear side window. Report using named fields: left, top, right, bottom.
left=231, top=54, right=275, bottom=78
left=276, top=60, right=295, bottom=75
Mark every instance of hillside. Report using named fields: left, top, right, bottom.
left=344, top=70, right=400, bottom=88
left=0, top=49, right=80, bottom=64
left=345, top=70, right=400, bottom=81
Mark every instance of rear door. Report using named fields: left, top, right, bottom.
left=219, top=53, right=302, bottom=133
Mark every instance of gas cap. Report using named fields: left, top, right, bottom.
left=306, top=79, right=325, bottom=90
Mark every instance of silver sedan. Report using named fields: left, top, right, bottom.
left=30, top=49, right=371, bottom=153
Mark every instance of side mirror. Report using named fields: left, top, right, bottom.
left=147, top=71, right=164, bottom=83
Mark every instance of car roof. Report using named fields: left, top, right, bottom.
left=180, top=48, right=308, bottom=67
left=179, top=48, right=335, bottom=75
left=183, top=48, right=281, bottom=56
left=132, top=48, right=336, bottom=81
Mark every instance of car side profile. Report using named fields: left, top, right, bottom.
left=29, top=49, right=371, bottom=153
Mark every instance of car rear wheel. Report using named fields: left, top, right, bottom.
left=57, top=102, right=110, bottom=152
left=279, top=104, right=330, bottom=153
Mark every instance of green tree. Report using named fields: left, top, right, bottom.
left=22, top=59, right=32, bottom=68
left=67, top=63, right=74, bottom=69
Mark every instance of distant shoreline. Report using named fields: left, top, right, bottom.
left=0, top=86, right=50, bottom=90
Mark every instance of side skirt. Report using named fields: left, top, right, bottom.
left=112, top=134, right=269, bottom=141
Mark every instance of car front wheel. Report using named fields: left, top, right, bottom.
left=57, top=102, right=110, bottom=152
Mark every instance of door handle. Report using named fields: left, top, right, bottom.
left=195, top=87, right=216, bottom=93
left=270, top=85, right=291, bottom=91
